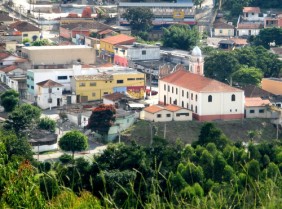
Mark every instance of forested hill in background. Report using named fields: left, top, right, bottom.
left=0, top=122, right=281, bottom=208
left=250, top=0, right=282, bottom=8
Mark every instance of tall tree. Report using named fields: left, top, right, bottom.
left=0, top=89, right=19, bottom=112
left=4, top=104, right=41, bottom=135
left=204, top=52, right=240, bottom=82
left=59, top=130, right=88, bottom=158
left=232, top=66, right=263, bottom=86
left=123, top=7, right=154, bottom=31
left=162, top=25, right=200, bottom=51
left=251, top=28, right=282, bottom=49
left=87, top=104, right=116, bottom=137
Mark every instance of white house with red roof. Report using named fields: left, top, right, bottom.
left=245, top=97, right=273, bottom=118
left=36, top=79, right=64, bottom=109
left=143, top=104, right=192, bottom=122
left=158, top=46, right=245, bottom=121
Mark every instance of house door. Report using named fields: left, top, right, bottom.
left=248, top=30, right=251, bottom=36
left=57, top=98, right=60, bottom=106
left=164, top=95, right=166, bottom=105
left=67, top=96, right=71, bottom=105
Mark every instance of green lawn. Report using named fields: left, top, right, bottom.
left=123, top=118, right=280, bottom=146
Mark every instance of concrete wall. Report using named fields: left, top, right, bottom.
left=32, top=143, right=58, bottom=153
left=37, top=86, right=63, bottom=109
left=214, top=28, right=235, bottom=37
left=22, top=46, right=96, bottom=65
left=237, top=28, right=261, bottom=36
left=245, top=106, right=272, bottom=118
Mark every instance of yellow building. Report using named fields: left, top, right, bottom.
left=261, top=78, right=282, bottom=95
left=72, top=69, right=145, bottom=102
left=9, top=21, right=41, bottom=42
left=100, top=34, right=135, bottom=62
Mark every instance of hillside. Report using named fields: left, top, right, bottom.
left=123, top=118, right=280, bottom=145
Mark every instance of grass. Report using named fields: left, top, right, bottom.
left=124, top=118, right=280, bottom=146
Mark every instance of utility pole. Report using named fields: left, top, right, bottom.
left=163, top=122, right=166, bottom=139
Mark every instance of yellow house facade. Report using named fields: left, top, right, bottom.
left=72, top=69, right=145, bottom=102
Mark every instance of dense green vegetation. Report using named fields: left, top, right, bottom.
left=162, top=25, right=200, bottom=51
left=0, top=89, right=19, bottom=112
left=0, top=121, right=281, bottom=208
left=204, top=46, right=282, bottom=84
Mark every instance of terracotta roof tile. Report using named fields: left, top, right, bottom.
left=103, top=92, right=125, bottom=101
left=245, top=97, right=271, bottom=107
left=214, top=21, right=234, bottom=29
left=9, top=21, right=41, bottom=32
left=0, top=11, right=14, bottom=22
left=101, top=34, right=135, bottom=45
left=161, top=70, right=243, bottom=93
left=144, top=105, right=163, bottom=114
left=36, top=79, right=63, bottom=88
left=243, top=7, right=261, bottom=13
left=98, top=29, right=113, bottom=35
left=237, top=23, right=263, bottom=29
left=165, top=104, right=181, bottom=112
left=0, top=52, right=10, bottom=60
left=229, top=38, right=248, bottom=45
left=0, top=65, right=18, bottom=73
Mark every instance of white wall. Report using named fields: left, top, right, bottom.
left=173, top=109, right=192, bottom=121
left=200, top=92, right=244, bottom=116
left=37, top=86, right=63, bottom=109
left=243, top=12, right=263, bottom=21
left=103, top=98, right=115, bottom=105
left=237, top=28, right=261, bottom=36
left=245, top=107, right=277, bottom=118
left=32, top=143, right=58, bottom=153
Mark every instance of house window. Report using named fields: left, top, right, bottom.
left=136, top=78, right=144, bottom=80
left=176, top=113, right=189, bottom=117
left=195, top=106, right=197, bottom=113
left=191, top=105, right=193, bottom=111
left=208, top=95, right=212, bottom=102
left=168, top=85, right=170, bottom=92
left=79, top=83, right=85, bottom=87
left=182, top=101, right=184, bottom=107
left=196, top=95, right=198, bottom=101
left=92, top=92, right=96, bottom=97
left=187, top=92, right=189, bottom=98
left=250, top=110, right=255, bottom=113
left=182, top=90, right=184, bottom=97
left=103, top=92, right=108, bottom=95
left=231, top=94, right=236, bottom=101
left=90, top=82, right=96, bottom=86
left=166, top=114, right=171, bottom=117
left=58, top=76, right=67, bottom=80
left=176, top=88, right=178, bottom=95
left=164, top=84, right=166, bottom=91
left=127, top=78, right=135, bottom=81
left=259, top=109, right=265, bottom=113
left=23, top=34, right=28, bottom=37
left=157, top=114, right=162, bottom=118
left=142, top=50, right=146, bottom=55
left=187, top=103, right=189, bottom=109
left=27, top=84, right=30, bottom=88
left=219, top=29, right=223, bottom=33
left=31, top=86, right=34, bottom=89
left=117, top=80, right=124, bottom=84
left=172, top=87, right=174, bottom=93
left=191, top=93, right=193, bottom=100
left=174, top=99, right=177, bottom=105
left=48, top=88, right=52, bottom=93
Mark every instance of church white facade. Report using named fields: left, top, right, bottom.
left=158, top=46, right=245, bottom=121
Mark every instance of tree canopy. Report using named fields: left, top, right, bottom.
left=204, top=46, right=282, bottom=83
left=250, top=28, right=282, bottom=49
left=162, top=25, right=200, bottom=51
left=4, top=104, right=41, bottom=135
left=59, top=130, right=88, bottom=158
left=87, top=104, right=116, bottom=136
left=232, top=66, right=263, bottom=86
left=123, top=7, right=154, bottom=32
left=0, top=89, right=19, bottom=112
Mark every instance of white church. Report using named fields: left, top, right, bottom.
left=158, top=46, right=245, bottom=121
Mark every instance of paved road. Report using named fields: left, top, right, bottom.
left=34, top=143, right=107, bottom=162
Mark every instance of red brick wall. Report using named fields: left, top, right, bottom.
left=114, top=55, right=128, bottom=66
left=60, top=27, right=71, bottom=39
left=193, top=113, right=244, bottom=121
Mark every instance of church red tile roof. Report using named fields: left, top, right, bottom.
left=0, top=65, right=18, bottom=73
left=243, top=7, right=261, bottom=13
left=37, top=79, right=63, bottom=88
left=165, top=104, right=181, bottom=112
left=161, top=70, right=243, bottom=93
